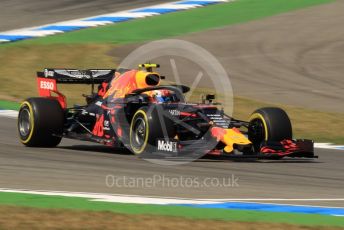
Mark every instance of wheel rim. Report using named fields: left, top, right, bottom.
left=131, top=117, right=147, bottom=150
left=19, top=107, right=31, bottom=137
left=248, top=118, right=265, bottom=145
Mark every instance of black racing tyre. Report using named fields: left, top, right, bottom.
left=18, top=97, right=64, bottom=147
left=129, top=105, right=175, bottom=155
left=248, top=107, right=292, bottom=151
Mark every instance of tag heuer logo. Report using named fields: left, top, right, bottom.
left=157, top=139, right=178, bottom=152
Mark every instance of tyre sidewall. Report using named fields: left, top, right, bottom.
left=18, top=97, right=64, bottom=147
left=129, top=105, right=176, bottom=155
left=249, top=107, right=292, bottom=150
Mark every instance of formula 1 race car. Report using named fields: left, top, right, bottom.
left=17, top=64, right=316, bottom=159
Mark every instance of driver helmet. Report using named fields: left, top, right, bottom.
left=153, top=89, right=174, bottom=103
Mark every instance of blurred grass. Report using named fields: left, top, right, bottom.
left=1, top=191, right=344, bottom=228
left=188, top=88, right=344, bottom=144
left=0, top=100, right=20, bottom=110
left=1, top=205, right=342, bottom=230
left=0, top=44, right=343, bottom=144
left=0, top=44, right=342, bottom=144
left=234, top=97, right=344, bottom=144
left=0, top=44, right=116, bottom=104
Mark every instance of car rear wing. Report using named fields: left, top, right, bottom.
left=37, top=68, right=116, bottom=84
left=36, top=69, right=115, bottom=108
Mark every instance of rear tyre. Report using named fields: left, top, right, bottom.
left=248, top=107, right=292, bottom=151
left=129, top=106, right=175, bottom=155
left=18, top=97, right=64, bottom=147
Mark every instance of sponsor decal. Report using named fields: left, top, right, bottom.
left=43, top=69, right=114, bottom=81
left=89, top=70, right=113, bottom=78
left=55, top=70, right=91, bottom=79
left=169, top=109, right=180, bottom=116
left=103, top=120, right=110, bottom=131
left=206, top=114, right=229, bottom=128
left=157, top=139, right=178, bottom=153
left=40, top=80, right=55, bottom=90
left=37, top=77, right=57, bottom=96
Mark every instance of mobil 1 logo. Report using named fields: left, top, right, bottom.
left=156, top=139, right=178, bottom=153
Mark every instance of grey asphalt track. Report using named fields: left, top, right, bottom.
left=0, top=0, right=343, bottom=209
left=0, top=0, right=173, bottom=31
left=1, top=117, right=343, bottom=207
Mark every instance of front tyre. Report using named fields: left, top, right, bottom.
left=248, top=107, right=292, bottom=151
left=18, top=98, right=64, bottom=147
left=129, top=106, right=175, bottom=155
left=130, top=109, right=149, bottom=155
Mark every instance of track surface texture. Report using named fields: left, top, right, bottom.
left=0, top=0, right=173, bottom=31
left=112, top=0, right=344, bottom=113
left=0, top=117, right=343, bottom=207
left=0, top=0, right=343, bottom=208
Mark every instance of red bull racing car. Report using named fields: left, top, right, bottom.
left=17, top=64, right=316, bottom=159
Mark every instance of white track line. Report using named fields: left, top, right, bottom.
left=53, top=21, right=113, bottom=27
left=0, top=188, right=220, bottom=205
left=2, top=30, right=63, bottom=37
left=0, top=110, right=18, bottom=118
left=1, top=188, right=344, bottom=206
left=314, top=143, right=344, bottom=150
